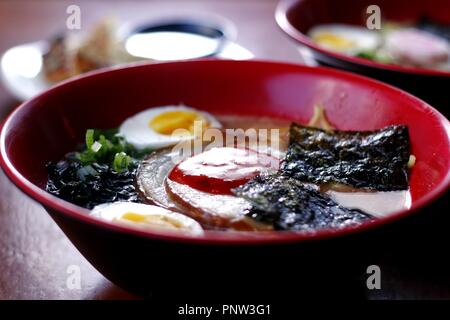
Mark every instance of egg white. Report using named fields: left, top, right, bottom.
left=119, top=105, right=222, bottom=149
left=90, top=201, right=204, bottom=235
left=309, top=24, right=380, bottom=55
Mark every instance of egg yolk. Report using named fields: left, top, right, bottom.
left=121, top=212, right=146, bottom=222
left=149, top=110, right=210, bottom=136
left=119, top=212, right=184, bottom=229
left=313, top=33, right=355, bottom=50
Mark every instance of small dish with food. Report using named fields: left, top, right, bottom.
left=0, top=17, right=252, bottom=101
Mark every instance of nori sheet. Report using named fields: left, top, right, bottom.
left=233, top=174, right=372, bottom=231
left=281, top=123, right=410, bottom=191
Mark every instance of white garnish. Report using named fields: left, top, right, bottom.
left=91, top=141, right=102, bottom=153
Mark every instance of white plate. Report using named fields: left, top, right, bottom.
left=1, top=40, right=253, bottom=102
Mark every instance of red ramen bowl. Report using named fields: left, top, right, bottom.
left=276, top=0, right=450, bottom=116
left=1, top=60, right=449, bottom=298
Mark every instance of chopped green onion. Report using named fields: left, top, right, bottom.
left=76, top=128, right=151, bottom=171
left=85, top=129, right=95, bottom=149
left=113, top=152, right=131, bottom=173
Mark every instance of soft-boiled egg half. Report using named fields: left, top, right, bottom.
left=308, top=24, right=380, bottom=55
left=119, top=105, right=221, bottom=149
left=91, top=201, right=204, bottom=235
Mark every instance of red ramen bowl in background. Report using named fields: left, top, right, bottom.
left=276, top=0, right=450, bottom=116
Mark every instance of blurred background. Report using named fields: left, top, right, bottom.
left=0, top=0, right=306, bottom=116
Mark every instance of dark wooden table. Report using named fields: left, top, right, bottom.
left=0, top=0, right=448, bottom=300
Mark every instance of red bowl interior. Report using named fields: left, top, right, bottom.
left=276, top=0, right=450, bottom=77
left=1, top=60, right=449, bottom=245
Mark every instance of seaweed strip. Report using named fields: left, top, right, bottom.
left=282, top=123, right=410, bottom=191
left=46, top=161, right=141, bottom=209
left=233, top=174, right=372, bottom=231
